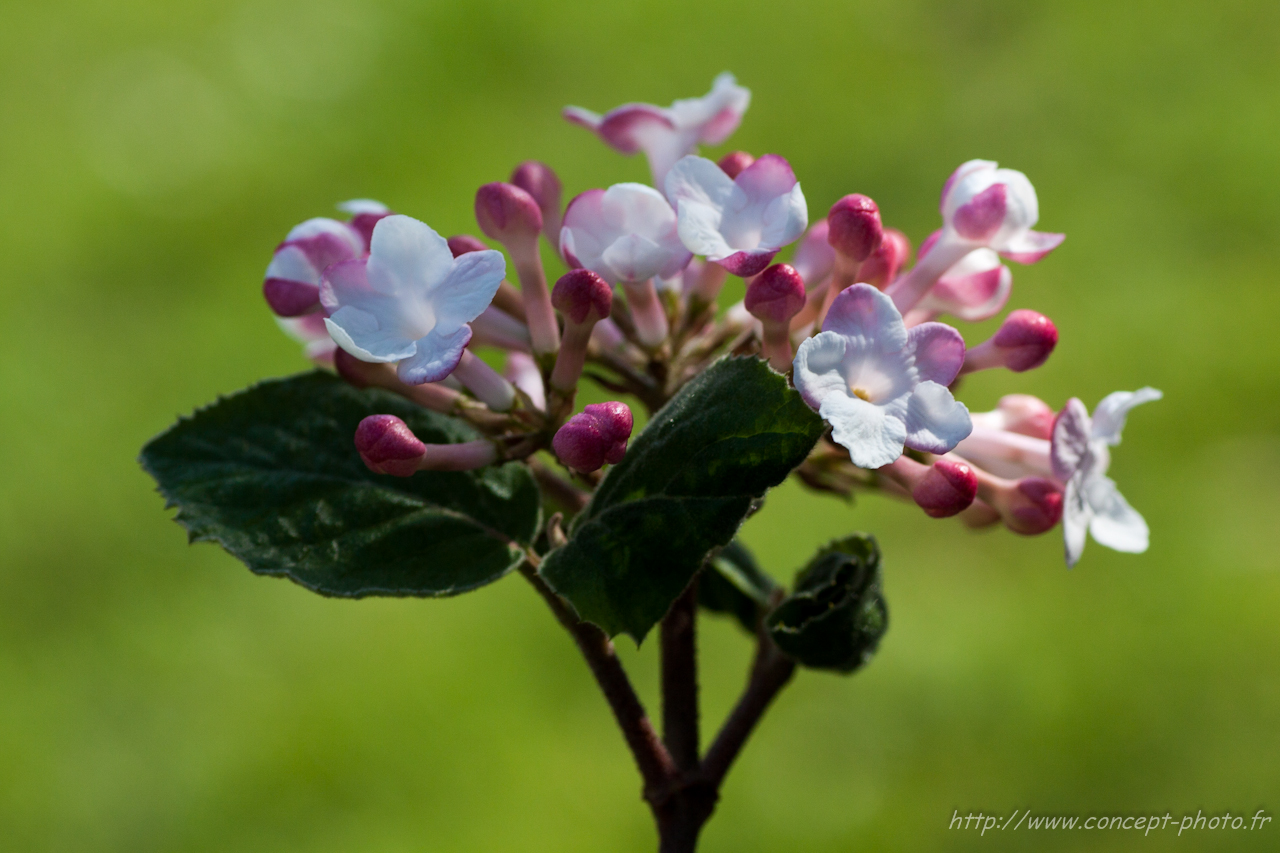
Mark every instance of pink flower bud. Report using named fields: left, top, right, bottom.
left=552, top=402, right=634, bottom=472
left=994, top=394, right=1055, bottom=439
left=510, top=161, right=563, bottom=245
left=961, top=310, right=1058, bottom=375
left=973, top=465, right=1064, bottom=535
left=858, top=227, right=911, bottom=289
left=355, top=415, right=427, bottom=477
left=745, top=264, right=806, bottom=325
left=911, top=458, right=979, bottom=518
left=447, top=234, right=489, bottom=257
left=1007, top=477, right=1064, bottom=535
left=827, top=194, right=883, bottom=263
left=552, top=269, right=613, bottom=326
left=992, top=310, right=1058, bottom=371
left=475, top=182, right=544, bottom=247
left=717, top=150, right=755, bottom=178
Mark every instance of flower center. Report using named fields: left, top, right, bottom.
left=851, top=387, right=872, bottom=402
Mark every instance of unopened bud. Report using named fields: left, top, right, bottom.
left=510, top=161, right=563, bottom=246
left=974, top=467, right=1064, bottom=535
left=963, top=310, right=1058, bottom=374
left=337, top=199, right=392, bottom=250
left=745, top=264, right=806, bottom=325
left=911, top=458, right=979, bottom=518
left=552, top=402, right=634, bottom=472
left=447, top=234, right=488, bottom=257
left=355, top=415, right=427, bottom=477
left=858, top=228, right=911, bottom=289
left=992, top=310, right=1058, bottom=371
left=475, top=182, right=544, bottom=248
left=994, top=394, right=1055, bottom=440
left=717, top=150, right=755, bottom=178
left=552, top=269, right=613, bottom=326
left=827, top=194, right=883, bottom=263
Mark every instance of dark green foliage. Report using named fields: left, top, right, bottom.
left=540, top=357, right=825, bottom=642
left=700, top=540, right=778, bottom=633
left=766, top=535, right=888, bottom=673
left=140, top=371, right=540, bottom=597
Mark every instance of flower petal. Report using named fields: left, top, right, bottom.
left=1090, top=387, right=1162, bottom=446
left=735, top=154, right=797, bottom=201
left=674, top=199, right=733, bottom=259
left=1085, top=475, right=1149, bottom=553
left=432, top=249, right=506, bottom=333
left=821, top=283, right=908, bottom=352
left=669, top=72, right=750, bottom=143
left=903, top=381, right=971, bottom=454
left=821, top=393, right=908, bottom=469
left=1061, top=474, right=1091, bottom=567
left=266, top=244, right=321, bottom=286
left=998, top=229, right=1065, bottom=264
left=665, top=155, right=736, bottom=210
left=367, top=215, right=454, bottom=297
left=907, top=322, right=966, bottom=385
left=396, top=325, right=473, bottom=385
left=1050, top=398, right=1092, bottom=481
left=324, top=306, right=418, bottom=363
left=759, top=183, right=808, bottom=250
left=793, top=331, right=852, bottom=410
left=918, top=262, right=1012, bottom=322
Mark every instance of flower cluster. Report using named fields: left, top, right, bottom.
left=261, top=74, right=1158, bottom=567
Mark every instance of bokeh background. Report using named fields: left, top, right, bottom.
left=2, top=0, right=1278, bottom=850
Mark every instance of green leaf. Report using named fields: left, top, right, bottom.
left=766, top=534, right=888, bottom=673
left=540, top=357, right=825, bottom=642
left=140, top=371, right=540, bottom=598
left=700, top=540, right=778, bottom=633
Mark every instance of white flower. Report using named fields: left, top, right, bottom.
left=263, top=217, right=365, bottom=317
left=793, top=284, right=971, bottom=469
left=940, top=160, right=1064, bottom=261
left=1051, top=388, right=1162, bottom=567
left=564, top=72, right=750, bottom=186
left=911, top=242, right=1012, bottom=323
left=664, top=154, right=808, bottom=277
left=321, top=214, right=505, bottom=385
left=560, top=183, right=691, bottom=284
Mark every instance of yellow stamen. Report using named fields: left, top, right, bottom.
left=851, top=387, right=872, bottom=402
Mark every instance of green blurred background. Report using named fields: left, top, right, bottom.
left=2, top=0, right=1278, bottom=850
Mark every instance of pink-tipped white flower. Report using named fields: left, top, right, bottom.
left=941, top=160, right=1064, bottom=262
left=321, top=215, right=505, bottom=386
left=665, top=154, right=808, bottom=277
left=886, top=160, right=1061, bottom=314
left=552, top=402, right=634, bottom=473
left=1052, top=388, right=1162, bottom=567
left=961, top=310, right=1058, bottom=374
left=263, top=217, right=365, bottom=317
left=564, top=72, right=751, bottom=186
left=355, top=414, right=497, bottom=476
left=275, top=313, right=337, bottom=365
left=792, top=284, right=971, bottom=469
left=560, top=184, right=692, bottom=285
left=910, top=244, right=1012, bottom=323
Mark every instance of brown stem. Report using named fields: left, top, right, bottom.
left=528, top=457, right=589, bottom=515
left=519, top=564, right=677, bottom=791
left=701, top=633, right=796, bottom=787
left=661, top=579, right=700, bottom=771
